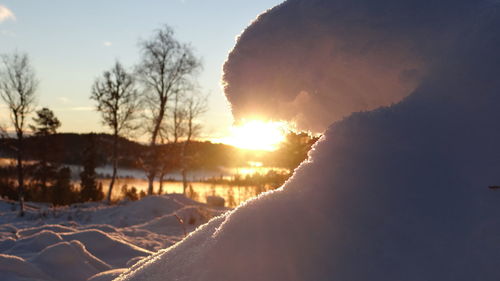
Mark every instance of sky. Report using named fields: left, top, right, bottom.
left=0, top=0, right=283, bottom=140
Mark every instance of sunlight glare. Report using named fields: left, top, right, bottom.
left=221, top=120, right=289, bottom=151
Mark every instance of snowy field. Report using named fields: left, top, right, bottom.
left=0, top=196, right=227, bottom=281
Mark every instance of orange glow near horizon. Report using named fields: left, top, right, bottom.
left=218, top=120, right=289, bottom=151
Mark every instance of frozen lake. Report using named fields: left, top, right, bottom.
left=91, top=164, right=288, bottom=207
left=0, top=158, right=289, bottom=207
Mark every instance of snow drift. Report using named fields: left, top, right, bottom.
left=117, top=0, right=500, bottom=280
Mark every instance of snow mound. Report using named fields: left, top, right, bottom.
left=116, top=0, right=500, bottom=280
left=0, top=254, right=54, bottom=281
left=4, top=231, right=63, bottom=258
left=0, top=238, right=16, bottom=252
left=61, top=230, right=151, bottom=268
left=30, top=240, right=110, bottom=281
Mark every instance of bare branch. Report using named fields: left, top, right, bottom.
left=136, top=25, right=201, bottom=145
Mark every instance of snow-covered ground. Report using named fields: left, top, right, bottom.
left=0, top=195, right=227, bottom=281
left=4, top=0, right=500, bottom=280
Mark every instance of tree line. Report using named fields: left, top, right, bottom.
left=0, top=25, right=207, bottom=216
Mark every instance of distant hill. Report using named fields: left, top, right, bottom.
left=0, top=133, right=278, bottom=170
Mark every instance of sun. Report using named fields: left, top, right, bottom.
left=220, top=120, right=289, bottom=151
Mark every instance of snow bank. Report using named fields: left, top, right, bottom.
left=116, top=0, right=500, bottom=280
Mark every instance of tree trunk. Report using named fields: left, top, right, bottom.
left=182, top=169, right=188, bottom=195
left=147, top=173, right=155, bottom=195
left=107, top=133, right=118, bottom=203
left=158, top=173, right=164, bottom=195
left=41, top=160, right=48, bottom=202
left=147, top=138, right=159, bottom=195
left=40, top=137, right=49, bottom=202
left=181, top=141, right=189, bottom=195
left=16, top=132, right=25, bottom=217
left=146, top=101, right=167, bottom=196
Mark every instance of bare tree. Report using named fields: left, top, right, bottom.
left=180, top=91, right=208, bottom=194
left=91, top=61, right=139, bottom=203
left=0, top=52, right=38, bottom=216
left=136, top=25, right=201, bottom=195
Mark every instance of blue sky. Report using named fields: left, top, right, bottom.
left=0, top=0, right=283, bottom=139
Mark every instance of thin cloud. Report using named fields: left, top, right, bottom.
left=0, top=5, right=15, bottom=23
